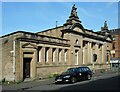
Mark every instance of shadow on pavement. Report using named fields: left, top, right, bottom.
left=52, top=75, right=120, bottom=91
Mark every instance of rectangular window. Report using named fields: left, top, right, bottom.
left=75, top=50, right=78, bottom=65
left=113, top=54, right=115, bottom=58
left=38, top=47, right=42, bottom=62
left=99, top=44, right=102, bottom=49
left=52, top=48, right=56, bottom=63
left=83, top=41, right=86, bottom=47
left=112, top=43, right=115, bottom=49
left=45, top=47, right=49, bottom=63
left=58, top=49, right=62, bottom=63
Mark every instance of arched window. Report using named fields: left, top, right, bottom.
left=75, top=39, right=79, bottom=45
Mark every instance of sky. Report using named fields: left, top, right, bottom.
left=2, top=2, right=118, bottom=36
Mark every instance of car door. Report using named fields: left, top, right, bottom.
left=77, top=68, right=85, bottom=80
left=86, top=67, right=92, bottom=76
left=81, top=68, right=88, bottom=79
left=83, top=67, right=88, bottom=79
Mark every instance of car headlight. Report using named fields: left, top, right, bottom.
left=64, top=75, right=70, bottom=78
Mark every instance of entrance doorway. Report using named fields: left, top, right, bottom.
left=23, top=58, right=31, bottom=79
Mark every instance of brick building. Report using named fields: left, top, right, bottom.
left=109, top=28, right=120, bottom=67
left=0, top=5, right=112, bottom=82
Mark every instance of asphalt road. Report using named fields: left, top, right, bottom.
left=28, top=73, right=120, bottom=90
left=2, top=72, right=120, bottom=91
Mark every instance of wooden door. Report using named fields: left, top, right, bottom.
left=23, top=58, right=31, bottom=79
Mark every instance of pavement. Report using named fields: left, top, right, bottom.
left=1, top=67, right=120, bottom=91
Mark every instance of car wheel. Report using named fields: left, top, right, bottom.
left=87, top=74, right=91, bottom=80
left=71, top=77, right=76, bottom=83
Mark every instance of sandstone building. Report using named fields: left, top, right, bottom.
left=109, top=28, right=120, bottom=67
left=0, top=5, right=112, bottom=81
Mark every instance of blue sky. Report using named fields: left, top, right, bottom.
left=2, top=2, right=118, bottom=35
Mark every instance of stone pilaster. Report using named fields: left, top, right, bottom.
left=82, top=48, right=85, bottom=64
left=96, top=44, right=99, bottom=64
left=55, top=48, right=59, bottom=65
left=31, top=50, right=37, bottom=79
left=98, top=45, right=102, bottom=64
left=66, top=49, right=70, bottom=65
left=60, top=49, right=64, bottom=64
left=84, top=43, right=88, bottom=64
left=48, top=48, right=52, bottom=65
left=41, top=47, right=45, bottom=65
left=78, top=48, right=82, bottom=65
left=102, top=44, right=106, bottom=64
left=87, top=42, right=90, bottom=64
left=89, top=43, right=92, bottom=64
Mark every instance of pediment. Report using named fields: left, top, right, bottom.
left=106, top=37, right=112, bottom=41
left=73, top=27, right=84, bottom=33
left=70, top=23, right=85, bottom=33
left=22, top=43, right=37, bottom=49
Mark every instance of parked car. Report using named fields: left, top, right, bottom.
left=55, top=67, right=93, bottom=84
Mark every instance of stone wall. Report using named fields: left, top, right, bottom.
left=38, top=26, right=64, bottom=38
left=1, top=35, right=14, bottom=81
left=36, top=64, right=110, bottom=79
left=1, top=33, right=23, bottom=81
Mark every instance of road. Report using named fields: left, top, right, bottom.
left=2, top=72, right=120, bottom=91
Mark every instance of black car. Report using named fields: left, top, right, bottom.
left=55, top=67, right=93, bottom=84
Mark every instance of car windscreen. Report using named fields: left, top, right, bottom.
left=65, top=68, right=77, bottom=74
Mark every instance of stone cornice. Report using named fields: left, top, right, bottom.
left=61, top=29, right=112, bottom=42
left=18, top=38, right=70, bottom=47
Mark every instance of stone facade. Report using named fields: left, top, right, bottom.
left=109, top=28, right=120, bottom=67
left=0, top=5, right=112, bottom=82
